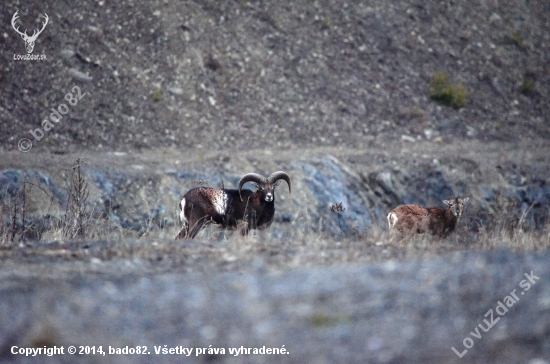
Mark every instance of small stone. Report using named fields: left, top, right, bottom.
left=489, top=13, right=501, bottom=22
left=466, top=126, right=477, bottom=137
left=69, top=68, right=92, bottom=81
left=424, top=129, right=437, bottom=140
left=60, top=49, right=75, bottom=60
left=401, top=135, right=415, bottom=143
left=87, top=25, right=102, bottom=33
left=168, top=87, right=184, bottom=95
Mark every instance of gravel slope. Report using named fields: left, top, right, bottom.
left=1, top=0, right=549, bottom=153
left=1, top=250, right=549, bottom=364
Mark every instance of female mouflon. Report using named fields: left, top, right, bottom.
left=387, top=197, right=469, bottom=238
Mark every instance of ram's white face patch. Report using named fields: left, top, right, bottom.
left=212, top=190, right=228, bottom=215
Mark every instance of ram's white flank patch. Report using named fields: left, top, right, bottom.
left=213, top=191, right=228, bottom=215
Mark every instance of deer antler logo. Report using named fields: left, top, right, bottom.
left=11, top=11, right=49, bottom=54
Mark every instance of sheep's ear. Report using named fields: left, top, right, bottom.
left=463, top=197, right=470, bottom=203
left=273, top=180, right=281, bottom=188
left=251, top=182, right=261, bottom=190
left=442, top=200, right=451, bottom=206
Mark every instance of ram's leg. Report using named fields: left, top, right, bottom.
left=238, top=221, right=249, bottom=237
left=174, top=211, right=190, bottom=240
left=186, top=216, right=211, bottom=239
left=187, top=219, right=205, bottom=239
left=241, top=211, right=259, bottom=237
left=174, top=225, right=188, bottom=240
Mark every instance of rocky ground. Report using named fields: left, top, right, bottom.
left=1, top=141, right=549, bottom=363
left=1, top=249, right=549, bottom=364
left=1, top=139, right=548, bottom=240
left=1, top=0, right=549, bottom=153
left=1, top=0, right=549, bottom=363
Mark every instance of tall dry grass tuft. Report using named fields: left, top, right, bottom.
left=472, top=223, right=550, bottom=251
left=330, top=201, right=346, bottom=237
left=0, top=205, right=4, bottom=245
left=0, top=156, right=548, bottom=272
left=63, top=158, right=89, bottom=239
left=1, top=210, right=548, bottom=277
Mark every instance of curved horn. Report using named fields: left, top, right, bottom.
left=238, top=173, right=267, bottom=201
left=268, top=171, right=291, bottom=195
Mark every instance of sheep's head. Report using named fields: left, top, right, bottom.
left=238, top=171, right=291, bottom=202
left=442, top=197, right=469, bottom=217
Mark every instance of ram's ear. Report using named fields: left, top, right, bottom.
left=251, top=183, right=261, bottom=190
left=273, top=180, right=281, bottom=188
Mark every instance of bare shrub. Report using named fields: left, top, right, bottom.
left=63, top=158, right=89, bottom=239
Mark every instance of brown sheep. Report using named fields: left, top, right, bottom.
left=387, top=197, right=469, bottom=238
left=175, top=171, right=291, bottom=239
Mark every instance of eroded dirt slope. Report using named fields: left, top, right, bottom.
left=1, top=0, right=549, bottom=154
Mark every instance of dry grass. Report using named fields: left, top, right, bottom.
left=1, top=213, right=548, bottom=279
left=1, top=159, right=548, bottom=277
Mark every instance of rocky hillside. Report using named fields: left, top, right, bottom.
left=1, top=0, right=549, bottom=153
left=1, top=139, right=548, bottom=241
left=1, top=2, right=550, bottom=363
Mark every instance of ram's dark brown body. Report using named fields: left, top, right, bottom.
left=175, top=171, right=291, bottom=240
left=177, top=188, right=276, bottom=239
